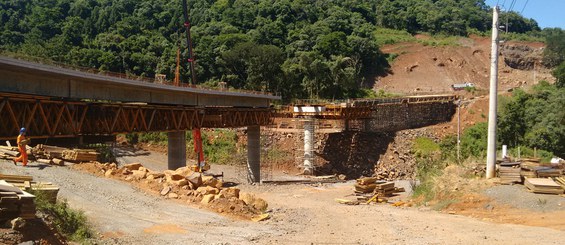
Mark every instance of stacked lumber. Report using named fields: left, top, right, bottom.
left=524, top=178, right=564, bottom=195
left=521, top=159, right=541, bottom=178
left=354, top=177, right=378, bottom=193
left=350, top=177, right=405, bottom=205
left=1, top=174, right=59, bottom=204
left=374, top=182, right=396, bottom=196
left=33, top=144, right=66, bottom=159
left=554, top=177, right=565, bottom=190
left=498, top=162, right=522, bottom=184
left=62, top=149, right=99, bottom=162
left=0, top=180, right=36, bottom=220
left=537, top=169, right=563, bottom=178
left=0, top=145, right=19, bottom=160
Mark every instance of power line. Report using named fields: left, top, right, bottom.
left=509, top=0, right=517, bottom=12
left=521, top=0, right=530, bottom=14
left=502, top=0, right=507, bottom=9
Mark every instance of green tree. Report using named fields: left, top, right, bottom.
left=551, top=61, right=565, bottom=88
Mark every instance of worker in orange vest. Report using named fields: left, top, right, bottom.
left=12, top=127, right=29, bottom=167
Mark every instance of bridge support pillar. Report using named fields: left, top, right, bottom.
left=167, top=131, right=186, bottom=170
left=247, top=125, right=261, bottom=183
left=303, top=117, right=315, bottom=175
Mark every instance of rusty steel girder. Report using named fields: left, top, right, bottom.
left=0, top=93, right=273, bottom=140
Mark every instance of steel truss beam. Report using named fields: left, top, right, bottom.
left=0, top=93, right=273, bottom=140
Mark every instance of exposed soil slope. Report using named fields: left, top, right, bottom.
left=375, top=36, right=554, bottom=94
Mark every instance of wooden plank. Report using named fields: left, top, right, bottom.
left=36, top=158, right=53, bottom=165
left=526, top=178, right=561, bottom=187
left=0, top=174, right=33, bottom=182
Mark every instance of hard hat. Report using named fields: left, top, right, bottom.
left=20, top=127, right=26, bottom=133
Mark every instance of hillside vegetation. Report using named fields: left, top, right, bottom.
left=1, top=0, right=556, bottom=101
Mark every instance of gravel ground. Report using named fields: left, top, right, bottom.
left=2, top=152, right=565, bottom=244
left=484, top=184, right=565, bottom=212
left=0, top=160, right=277, bottom=244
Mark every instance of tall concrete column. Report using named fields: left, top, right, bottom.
left=168, top=131, right=186, bottom=170
left=247, top=125, right=261, bottom=183
left=303, top=118, right=314, bottom=175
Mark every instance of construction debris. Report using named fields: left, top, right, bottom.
left=524, top=178, right=564, bottom=195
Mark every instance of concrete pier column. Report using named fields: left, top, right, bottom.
left=303, top=118, right=314, bottom=175
left=168, top=131, right=186, bottom=170
left=247, top=125, right=261, bottom=183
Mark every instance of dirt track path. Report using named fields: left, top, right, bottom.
left=0, top=160, right=275, bottom=244
left=2, top=154, right=564, bottom=244
left=250, top=183, right=565, bottom=244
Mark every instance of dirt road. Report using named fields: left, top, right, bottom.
left=2, top=155, right=564, bottom=244
left=0, top=160, right=275, bottom=244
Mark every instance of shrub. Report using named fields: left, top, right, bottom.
left=33, top=190, right=93, bottom=243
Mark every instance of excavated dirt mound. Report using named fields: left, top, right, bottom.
left=376, top=36, right=554, bottom=94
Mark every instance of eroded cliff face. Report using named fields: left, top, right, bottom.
left=501, top=44, right=543, bottom=70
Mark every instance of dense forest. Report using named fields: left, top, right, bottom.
left=0, top=0, right=561, bottom=101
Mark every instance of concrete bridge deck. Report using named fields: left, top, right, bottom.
left=0, top=56, right=278, bottom=107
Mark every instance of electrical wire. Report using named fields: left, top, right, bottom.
left=508, top=0, right=517, bottom=12
left=520, top=0, right=529, bottom=14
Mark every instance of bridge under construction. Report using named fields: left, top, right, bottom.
left=0, top=55, right=457, bottom=181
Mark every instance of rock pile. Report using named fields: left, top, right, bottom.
left=77, top=162, right=268, bottom=220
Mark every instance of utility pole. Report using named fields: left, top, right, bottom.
left=486, top=6, right=500, bottom=179
left=457, top=99, right=461, bottom=163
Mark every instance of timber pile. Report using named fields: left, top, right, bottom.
left=0, top=180, right=36, bottom=221
left=498, top=162, right=521, bottom=184
left=0, top=174, right=59, bottom=204
left=0, top=145, right=19, bottom=160
left=62, top=149, right=99, bottom=162
left=32, top=144, right=66, bottom=159
left=537, top=169, right=563, bottom=178
left=351, top=177, right=404, bottom=204
left=32, top=144, right=98, bottom=164
left=554, top=177, right=565, bottom=190
left=524, top=178, right=564, bottom=195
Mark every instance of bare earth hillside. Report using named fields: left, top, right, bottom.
left=375, top=36, right=554, bottom=94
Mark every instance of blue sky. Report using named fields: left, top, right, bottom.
left=485, top=0, right=565, bottom=29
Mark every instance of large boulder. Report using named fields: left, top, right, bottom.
left=123, top=162, right=142, bottom=171
left=174, top=166, right=193, bottom=177
left=186, top=172, right=203, bottom=188
left=196, top=186, right=219, bottom=195
left=202, top=176, right=223, bottom=189
left=201, top=194, right=215, bottom=204
left=219, top=187, right=240, bottom=199
left=131, top=170, right=147, bottom=180
left=239, top=192, right=268, bottom=211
